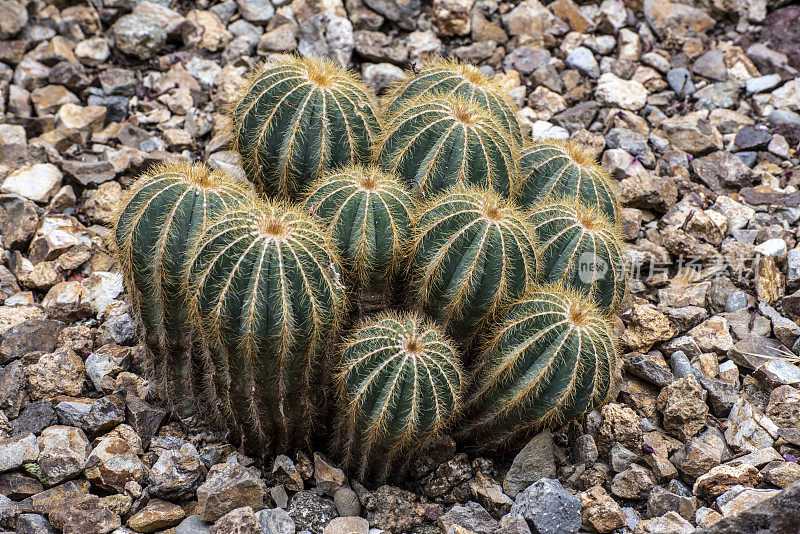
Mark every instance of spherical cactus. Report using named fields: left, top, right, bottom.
left=460, top=285, right=618, bottom=450
left=411, top=186, right=539, bottom=340
left=517, top=140, right=619, bottom=223
left=230, top=54, right=382, bottom=199
left=377, top=94, right=518, bottom=198
left=303, top=165, right=415, bottom=307
left=186, top=198, right=346, bottom=452
left=529, top=199, right=626, bottom=312
left=112, top=162, right=251, bottom=423
left=385, top=58, right=523, bottom=145
left=335, top=312, right=463, bottom=483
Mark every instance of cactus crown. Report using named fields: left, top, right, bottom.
left=377, top=94, right=518, bottom=198
left=303, top=165, right=414, bottom=292
left=411, top=186, right=538, bottom=340
left=529, top=198, right=626, bottom=312
left=518, top=139, right=619, bottom=222
left=385, top=58, right=523, bottom=144
left=230, top=54, right=382, bottom=199
left=337, top=311, right=462, bottom=481
left=462, top=283, right=618, bottom=449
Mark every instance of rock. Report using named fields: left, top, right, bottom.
left=643, top=0, right=715, bottom=43
left=595, top=73, right=648, bottom=111
left=666, top=68, right=695, bottom=96
left=692, top=151, right=754, bottom=192
left=313, top=453, right=346, bottom=496
left=0, top=433, right=38, bottom=473
left=197, top=462, right=265, bottom=522
left=129, top=499, right=186, bottom=533
left=35, top=426, right=90, bottom=486
left=656, top=375, right=709, bottom=441
left=579, top=485, right=626, bottom=533
left=634, top=511, right=694, bottom=534
left=125, top=395, right=167, bottom=449
left=761, top=461, right=800, bottom=488
left=361, top=62, right=405, bottom=92
left=693, top=50, right=727, bottom=81
left=19, top=479, right=90, bottom=514
left=688, top=317, right=734, bottom=354
left=432, top=0, right=474, bottom=36
left=501, top=0, right=554, bottom=43
left=177, top=515, right=212, bottom=534
left=41, top=282, right=93, bottom=322
left=725, top=396, right=777, bottom=453
left=112, top=11, right=168, bottom=59
left=767, top=385, right=800, bottom=430
left=84, top=345, right=130, bottom=392
left=297, top=13, right=354, bottom=68
left=503, top=430, right=556, bottom=499
left=272, top=455, right=304, bottom=492
left=84, top=182, right=123, bottom=226
left=610, top=464, right=656, bottom=500
left=366, top=485, right=443, bottom=533
left=715, top=485, right=780, bottom=517
left=74, top=37, right=110, bottom=66
left=16, top=513, right=58, bottom=534
left=322, top=516, right=369, bottom=534
left=25, top=348, right=85, bottom=399
left=694, top=462, right=759, bottom=498
left=671, top=428, right=727, bottom=478
left=332, top=487, right=360, bottom=517
left=61, top=160, right=115, bottom=186
left=735, top=127, right=773, bottom=151
left=620, top=304, right=676, bottom=352
left=597, top=403, right=642, bottom=453
left=510, top=479, right=580, bottom=534
left=13, top=401, right=57, bottom=436
left=695, top=480, right=800, bottom=533
left=0, top=319, right=65, bottom=364
left=149, top=442, right=206, bottom=500
left=618, top=171, right=678, bottom=213
left=237, top=0, right=274, bottom=22
left=84, top=431, right=146, bottom=492
left=0, top=195, right=38, bottom=250
left=288, top=490, right=338, bottom=534
left=756, top=359, right=800, bottom=388
left=647, top=483, right=698, bottom=521
left=438, top=501, right=498, bottom=533
left=257, top=507, right=295, bottom=534
left=468, top=472, right=512, bottom=518
left=183, top=9, right=232, bottom=51
left=772, top=79, right=800, bottom=111
left=746, top=74, right=781, bottom=94
left=49, top=494, right=121, bottom=534
left=0, top=0, right=27, bottom=39
left=1, top=164, right=62, bottom=203
left=566, top=47, right=599, bottom=78
left=659, top=112, right=724, bottom=155
left=81, top=272, right=123, bottom=316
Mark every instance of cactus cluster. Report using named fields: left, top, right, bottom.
left=111, top=54, right=628, bottom=483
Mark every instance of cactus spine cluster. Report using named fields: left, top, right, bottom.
left=385, top=58, right=523, bottom=145
left=303, top=165, right=415, bottom=304
left=230, top=55, right=382, bottom=199
left=186, top=199, right=346, bottom=452
left=377, top=95, right=518, bottom=198
left=411, top=187, right=538, bottom=340
left=460, top=285, right=618, bottom=449
left=529, top=200, right=626, bottom=312
left=336, top=312, right=462, bottom=482
left=112, top=162, right=250, bottom=421
left=518, top=140, right=620, bottom=222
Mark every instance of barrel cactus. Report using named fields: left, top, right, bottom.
left=230, top=54, right=382, bottom=199
left=303, top=165, right=415, bottom=309
left=335, top=312, right=463, bottom=482
left=112, top=162, right=250, bottom=422
left=411, top=187, right=538, bottom=340
left=517, top=140, right=619, bottom=222
left=460, top=285, right=618, bottom=449
left=385, top=58, right=523, bottom=144
left=185, top=198, right=346, bottom=452
left=529, top=199, right=626, bottom=312
left=377, top=94, right=518, bottom=198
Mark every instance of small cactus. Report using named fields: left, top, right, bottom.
left=460, top=285, right=618, bottom=449
left=529, top=199, right=626, bottom=312
left=230, top=54, right=382, bottom=199
left=377, top=94, right=518, bottom=198
left=411, top=186, right=538, bottom=340
left=303, top=165, right=415, bottom=308
left=186, top=198, right=346, bottom=452
left=385, top=58, right=523, bottom=144
left=112, top=162, right=250, bottom=422
left=335, top=312, right=463, bottom=482
left=517, top=140, right=619, bottom=222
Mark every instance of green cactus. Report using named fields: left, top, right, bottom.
left=303, top=165, right=415, bottom=310
left=186, top=198, right=347, bottom=452
left=335, top=311, right=463, bottom=482
left=385, top=58, right=523, bottom=145
left=460, top=285, right=618, bottom=449
left=518, top=139, right=619, bottom=222
left=112, top=162, right=251, bottom=424
left=230, top=54, right=382, bottom=199
left=411, top=186, right=539, bottom=340
left=529, top=199, right=626, bottom=312
left=377, top=94, right=518, bottom=198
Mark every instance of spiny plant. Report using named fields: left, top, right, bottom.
left=303, top=165, right=415, bottom=310
left=529, top=199, right=626, bottom=312
left=411, top=186, right=539, bottom=341
left=459, top=285, right=618, bottom=449
left=230, top=54, right=382, bottom=199
left=112, top=162, right=251, bottom=423
left=335, top=312, right=462, bottom=483
left=376, top=94, right=518, bottom=198
left=517, top=139, right=619, bottom=223
left=384, top=58, right=523, bottom=145
left=185, top=198, right=346, bottom=453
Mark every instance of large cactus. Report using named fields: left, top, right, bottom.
left=112, top=162, right=250, bottom=424
left=411, top=186, right=538, bottom=340
left=303, top=165, right=415, bottom=308
left=529, top=199, right=626, bottom=312
left=335, top=312, right=463, bottom=482
left=385, top=58, right=523, bottom=144
left=518, top=140, right=619, bottom=222
left=230, top=54, right=382, bottom=199
left=460, top=285, right=618, bottom=449
left=186, top=198, right=346, bottom=452
left=377, top=94, right=518, bottom=198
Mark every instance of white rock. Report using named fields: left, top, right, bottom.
left=1, top=164, right=63, bottom=203
left=711, top=195, right=755, bottom=231
left=0, top=124, right=26, bottom=145
left=772, top=79, right=800, bottom=111
left=530, top=120, right=569, bottom=139
left=595, top=73, right=648, bottom=111
left=82, top=272, right=124, bottom=316
left=74, top=37, right=110, bottom=66
left=565, top=46, right=599, bottom=78
left=754, top=238, right=787, bottom=259
left=85, top=346, right=131, bottom=391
